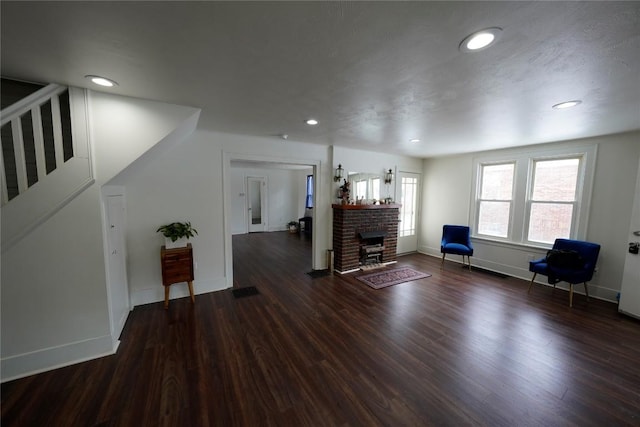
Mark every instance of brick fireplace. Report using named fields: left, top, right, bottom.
left=332, top=204, right=400, bottom=273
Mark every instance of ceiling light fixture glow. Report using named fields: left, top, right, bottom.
left=410, top=138, right=421, bottom=143
left=306, top=119, right=319, bottom=125
left=459, top=27, right=503, bottom=52
left=552, top=100, right=582, bottom=109
left=85, top=75, right=118, bottom=87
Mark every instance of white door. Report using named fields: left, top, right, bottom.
left=397, top=172, right=420, bottom=254
left=106, top=195, right=130, bottom=341
left=248, top=177, right=267, bottom=232
left=619, top=158, right=640, bottom=318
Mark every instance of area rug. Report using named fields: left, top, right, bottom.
left=356, top=267, right=431, bottom=289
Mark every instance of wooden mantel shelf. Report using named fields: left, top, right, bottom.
left=332, top=203, right=401, bottom=210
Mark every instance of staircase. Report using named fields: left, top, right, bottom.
left=1, top=80, right=93, bottom=252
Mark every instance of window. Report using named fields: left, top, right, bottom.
left=354, top=179, right=367, bottom=201
left=399, top=176, right=418, bottom=237
left=371, top=177, right=380, bottom=201
left=527, top=158, right=579, bottom=244
left=477, top=163, right=514, bottom=238
left=471, top=144, right=596, bottom=247
left=305, top=175, right=313, bottom=208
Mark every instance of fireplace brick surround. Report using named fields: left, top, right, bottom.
left=332, top=204, right=401, bottom=273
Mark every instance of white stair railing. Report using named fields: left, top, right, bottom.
left=1, top=84, right=72, bottom=205
left=1, top=84, right=93, bottom=253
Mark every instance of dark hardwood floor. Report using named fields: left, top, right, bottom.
left=3, top=231, right=640, bottom=426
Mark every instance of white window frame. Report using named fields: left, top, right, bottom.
left=470, top=143, right=597, bottom=248
left=475, top=161, right=516, bottom=240
left=524, top=156, right=582, bottom=245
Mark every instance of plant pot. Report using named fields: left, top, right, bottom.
left=165, top=237, right=188, bottom=249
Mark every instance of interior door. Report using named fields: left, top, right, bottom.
left=247, top=176, right=267, bottom=232
left=619, top=158, right=640, bottom=318
left=106, top=195, right=130, bottom=341
left=397, top=172, right=420, bottom=254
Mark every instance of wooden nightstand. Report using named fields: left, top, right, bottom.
left=160, top=243, right=195, bottom=309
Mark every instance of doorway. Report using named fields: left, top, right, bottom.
left=397, top=171, right=421, bottom=254
left=102, top=189, right=130, bottom=346
left=224, top=154, right=320, bottom=288
left=247, top=176, right=267, bottom=232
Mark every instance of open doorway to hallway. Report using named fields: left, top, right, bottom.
left=228, top=160, right=316, bottom=288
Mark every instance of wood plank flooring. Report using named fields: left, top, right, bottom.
left=3, top=231, right=640, bottom=426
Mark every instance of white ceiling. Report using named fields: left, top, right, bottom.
left=2, top=1, right=639, bottom=158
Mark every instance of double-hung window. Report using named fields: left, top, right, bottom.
left=477, top=163, right=515, bottom=238
left=471, top=144, right=596, bottom=247
left=527, top=158, right=579, bottom=244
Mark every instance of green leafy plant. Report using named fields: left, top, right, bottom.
left=156, top=221, right=198, bottom=242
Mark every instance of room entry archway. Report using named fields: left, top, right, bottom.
left=223, top=152, right=321, bottom=288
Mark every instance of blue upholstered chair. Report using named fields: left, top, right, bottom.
left=528, top=238, right=601, bottom=307
left=441, top=225, right=473, bottom=270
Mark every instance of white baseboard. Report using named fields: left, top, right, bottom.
left=1, top=334, right=115, bottom=383
left=416, top=247, right=618, bottom=303
left=130, top=276, right=228, bottom=307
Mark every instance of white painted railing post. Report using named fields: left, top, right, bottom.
left=1, top=84, right=70, bottom=205
left=0, top=145, right=8, bottom=205
left=50, top=93, right=65, bottom=168
left=31, top=104, right=47, bottom=182
left=10, top=118, right=28, bottom=194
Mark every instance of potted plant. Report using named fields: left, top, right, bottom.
left=156, top=221, right=198, bottom=249
left=287, top=220, right=298, bottom=233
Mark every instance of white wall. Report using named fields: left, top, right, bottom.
left=1, top=185, right=112, bottom=379
left=123, top=130, right=332, bottom=305
left=229, top=166, right=305, bottom=234
left=0, top=91, right=201, bottom=381
left=420, top=131, right=640, bottom=301
left=332, top=145, right=423, bottom=204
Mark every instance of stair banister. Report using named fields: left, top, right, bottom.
left=1, top=83, right=70, bottom=205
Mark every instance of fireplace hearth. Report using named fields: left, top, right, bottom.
left=332, top=204, right=400, bottom=273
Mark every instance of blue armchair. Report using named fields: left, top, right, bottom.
left=441, top=225, right=473, bottom=270
left=528, top=238, right=601, bottom=307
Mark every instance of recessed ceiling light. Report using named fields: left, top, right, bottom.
left=410, top=138, right=421, bottom=143
left=459, top=27, right=503, bottom=52
left=306, top=119, right=319, bottom=125
left=552, top=100, right=582, bottom=109
left=85, top=75, right=118, bottom=87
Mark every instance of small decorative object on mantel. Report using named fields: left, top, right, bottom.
left=339, top=179, right=350, bottom=205
left=156, top=221, right=198, bottom=249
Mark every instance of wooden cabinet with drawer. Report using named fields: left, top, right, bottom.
left=160, top=243, right=195, bottom=309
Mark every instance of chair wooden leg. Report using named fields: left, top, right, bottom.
left=467, top=256, right=472, bottom=271
left=441, top=253, right=446, bottom=268
left=188, top=281, right=195, bottom=304
left=164, top=285, right=170, bottom=309
left=569, top=284, right=574, bottom=307
left=583, top=282, right=589, bottom=302
left=528, top=273, right=537, bottom=293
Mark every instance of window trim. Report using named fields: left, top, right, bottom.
left=524, top=155, right=582, bottom=244
left=475, top=161, right=516, bottom=240
left=470, top=143, right=597, bottom=248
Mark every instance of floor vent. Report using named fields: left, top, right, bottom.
left=232, top=286, right=260, bottom=298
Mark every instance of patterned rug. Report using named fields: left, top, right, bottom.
left=356, top=267, right=431, bottom=289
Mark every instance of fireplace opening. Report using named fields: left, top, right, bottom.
left=359, top=230, right=387, bottom=265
